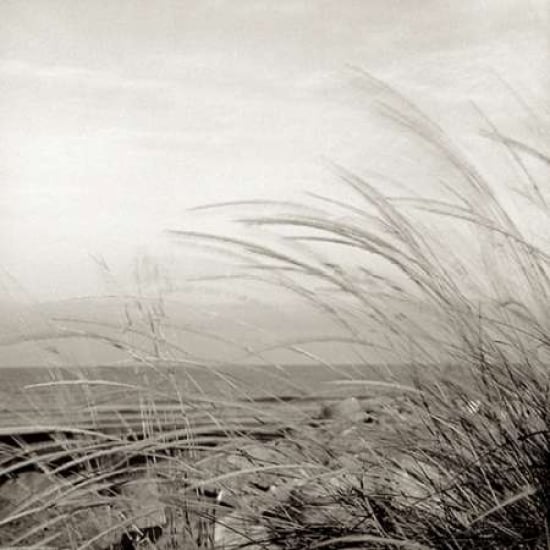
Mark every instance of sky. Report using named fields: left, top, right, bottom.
left=1, top=0, right=548, bottom=301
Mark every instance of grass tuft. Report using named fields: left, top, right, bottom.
left=3, top=75, right=550, bottom=549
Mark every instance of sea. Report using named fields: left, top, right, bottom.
left=0, top=362, right=414, bottom=433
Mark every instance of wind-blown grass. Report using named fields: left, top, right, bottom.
left=169, top=75, right=550, bottom=549
left=2, top=75, right=550, bottom=549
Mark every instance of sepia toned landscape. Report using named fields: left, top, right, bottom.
left=1, top=1, right=549, bottom=549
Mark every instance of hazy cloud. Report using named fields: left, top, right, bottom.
left=0, top=0, right=546, bottom=300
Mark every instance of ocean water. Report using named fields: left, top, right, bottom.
left=0, top=362, right=401, bottom=399
left=0, top=362, right=413, bottom=431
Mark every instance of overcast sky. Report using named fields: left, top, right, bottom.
left=1, top=0, right=547, bottom=301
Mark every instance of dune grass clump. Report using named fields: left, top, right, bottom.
left=168, top=76, right=550, bottom=548
left=2, top=76, right=550, bottom=549
left=257, top=363, right=550, bottom=549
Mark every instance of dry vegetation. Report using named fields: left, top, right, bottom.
left=2, top=76, right=550, bottom=549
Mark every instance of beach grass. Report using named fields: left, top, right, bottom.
left=2, top=76, right=550, bottom=549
